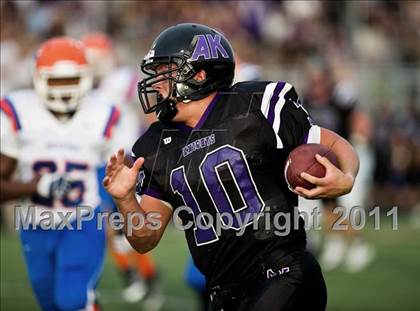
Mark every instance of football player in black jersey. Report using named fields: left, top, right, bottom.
left=103, top=23, right=359, bottom=311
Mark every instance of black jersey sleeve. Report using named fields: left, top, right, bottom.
left=259, top=81, right=316, bottom=150
left=131, top=152, right=167, bottom=201
left=131, top=125, right=171, bottom=203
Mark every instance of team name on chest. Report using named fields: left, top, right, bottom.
left=182, top=134, right=216, bottom=157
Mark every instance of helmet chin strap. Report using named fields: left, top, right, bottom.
left=156, top=97, right=178, bottom=123
left=156, top=78, right=214, bottom=123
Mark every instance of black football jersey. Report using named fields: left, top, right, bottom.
left=132, top=81, right=318, bottom=287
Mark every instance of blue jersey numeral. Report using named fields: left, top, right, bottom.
left=31, top=160, right=88, bottom=207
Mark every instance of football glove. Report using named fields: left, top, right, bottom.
left=36, top=173, right=73, bottom=200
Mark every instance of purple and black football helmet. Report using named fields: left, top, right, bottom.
left=137, top=23, right=235, bottom=122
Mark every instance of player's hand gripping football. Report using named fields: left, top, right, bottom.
left=103, top=148, right=144, bottom=201
left=294, top=154, right=354, bottom=199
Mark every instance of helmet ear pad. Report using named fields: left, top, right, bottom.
left=192, top=62, right=235, bottom=96
left=175, top=67, right=207, bottom=99
left=175, top=61, right=234, bottom=101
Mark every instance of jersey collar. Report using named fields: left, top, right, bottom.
left=174, top=92, right=220, bottom=134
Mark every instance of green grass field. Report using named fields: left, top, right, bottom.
left=1, top=216, right=419, bottom=311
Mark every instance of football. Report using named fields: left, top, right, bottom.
left=284, top=143, right=339, bottom=191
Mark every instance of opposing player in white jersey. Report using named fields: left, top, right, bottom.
left=82, top=32, right=163, bottom=308
left=0, top=37, right=120, bottom=311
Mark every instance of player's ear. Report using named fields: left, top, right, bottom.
left=193, top=70, right=206, bottom=82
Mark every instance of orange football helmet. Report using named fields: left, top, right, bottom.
left=82, top=32, right=115, bottom=81
left=33, top=37, right=93, bottom=113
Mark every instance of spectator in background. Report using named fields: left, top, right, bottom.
left=301, top=60, right=375, bottom=273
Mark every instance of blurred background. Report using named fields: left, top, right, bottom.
left=1, top=1, right=419, bottom=310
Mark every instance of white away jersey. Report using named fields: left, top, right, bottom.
left=0, top=89, right=121, bottom=223
left=98, top=67, right=146, bottom=150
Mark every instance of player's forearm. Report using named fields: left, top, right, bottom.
left=0, top=178, right=38, bottom=202
left=321, top=128, right=359, bottom=189
left=330, top=137, right=359, bottom=181
left=114, top=194, right=159, bottom=253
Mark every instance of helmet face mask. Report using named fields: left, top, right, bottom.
left=34, top=66, right=92, bottom=114
left=137, top=23, right=235, bottom=121
left=138, top=56, right=198, bottom=114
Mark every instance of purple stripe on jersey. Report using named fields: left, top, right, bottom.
left=195, top=92, right=220, bottom=129
left=303, top=132, right=309, bottom=144
left=267, top=82, right=285, bottom=126
left=175, top=122, right=193, bottom=134
left=143, top=187, right=165, bottom=200
left=174, top=92, right=220, bottom=133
